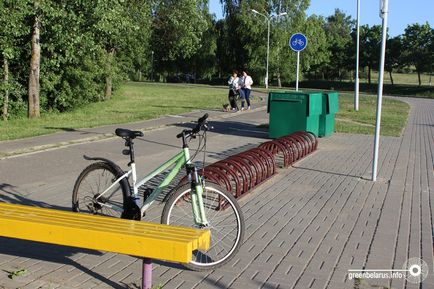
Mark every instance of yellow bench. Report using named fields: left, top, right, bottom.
left=0, top=202, right=210, bottom=289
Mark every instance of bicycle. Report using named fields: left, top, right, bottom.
left=72, top=114, right=245, bottom=271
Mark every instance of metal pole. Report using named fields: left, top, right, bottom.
left=355, top=0, right=360, bottom=111
left=266, top=18, right=270, bottom=90
left=296, top=51, right=300, bottom=91
left=151, top=51, right=154, bottom=81
left=372, top=0, right=389, bottom=181
left=142, top=258, right=152, bottom=289
left=252, top=10, right=286, bottom=90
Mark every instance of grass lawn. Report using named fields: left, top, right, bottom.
left=335, top=92, right=409, bottom=136
left=0, top=82, right=230, bottom=141
left=371, top=71, right=432, bottom=86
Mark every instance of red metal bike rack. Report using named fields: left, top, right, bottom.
left=176, top=132, right=318, bottom=202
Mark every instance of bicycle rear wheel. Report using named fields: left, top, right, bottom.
left=161, top=182, right=244, bottom=271
left=72, top=162, right=128, bottom=218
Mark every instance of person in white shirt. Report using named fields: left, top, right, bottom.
left=227, top=70, right=240, bottom=111
left=241, top=70, right=253, bottom=110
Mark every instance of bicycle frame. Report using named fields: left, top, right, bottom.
left=94, top=147, right=208, bottom=225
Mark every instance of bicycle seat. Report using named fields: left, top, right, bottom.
left=115, top=128, right=144, bottom=139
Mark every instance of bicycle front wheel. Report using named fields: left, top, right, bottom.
left=161, top=182, right=244, bottom=271
left=72, top=162, right=128, bottom=218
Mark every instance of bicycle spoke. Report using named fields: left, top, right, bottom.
left=73, top=164, right=125, bottom=219
left=203, top=190, right=222, bottom=223
left=162, top=183, right=243, bottom=270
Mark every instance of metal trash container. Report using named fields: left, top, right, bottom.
left=267, top=91, right=322, bottom=138
left=319, top=92, right=339, bottom=137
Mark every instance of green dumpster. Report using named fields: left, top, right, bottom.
left=319, top=92, right=339, bottom=137
left=267, top=91, right=322, bottom=138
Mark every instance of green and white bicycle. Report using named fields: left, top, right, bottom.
left=72, top=114, right=244, bottom=270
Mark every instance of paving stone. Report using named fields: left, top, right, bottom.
left=0, top=98, right=433, bottom=289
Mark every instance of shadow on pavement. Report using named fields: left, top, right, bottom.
left=44, top=126, right=103, bottom=135
left=0, top=183, right=69, bottom=211
left=0, top=237, right=137, bottom=289
left=201, top=276, right=290, bottom=289
left=416, top=123, right=434, bottom=127
left=292, top=166, right=364, bottom=180
left=206, top=143, right=259, bottom=161
left=174, top=120, right=269, bottom=139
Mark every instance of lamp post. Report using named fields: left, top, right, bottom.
left=354, top=0, right=361, bottom=111
left=252, top=9, right=287, bottom=90
left=372, top=0, right=389, bottom=181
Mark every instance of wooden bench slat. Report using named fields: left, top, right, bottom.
left=0, top=203, right=200, bottom=237
left=1, top=211, right=202, bottom=241
left=0, top=203, right=210, bottom=263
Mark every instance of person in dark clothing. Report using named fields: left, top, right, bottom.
left=227, top=70, right=240, bottom=111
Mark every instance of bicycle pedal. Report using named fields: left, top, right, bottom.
left=143, top=188, right=153, bottom=201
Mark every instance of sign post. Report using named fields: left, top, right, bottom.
left=289, top=33, right=307, bottom=91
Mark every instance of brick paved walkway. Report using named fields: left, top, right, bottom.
left=0, top=97, right=432, bottom=289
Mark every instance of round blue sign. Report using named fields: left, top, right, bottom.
left=289, top=33, right=307, bottom=52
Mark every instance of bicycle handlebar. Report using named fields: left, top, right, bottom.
left=176, top=113, right=209, bottom=139
left=192, top=113, right=208, bottom=133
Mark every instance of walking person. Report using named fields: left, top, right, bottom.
left=227, top=70, right=240, bottom=111
left=241, top=70, right=253, bottom=110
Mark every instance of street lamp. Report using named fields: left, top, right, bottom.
left=252, top=9, right=287, bottom=90
left=371, top=0, right=389, bottom=181
left=354, top=0, right=361, bottom=111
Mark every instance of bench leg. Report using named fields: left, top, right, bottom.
left=142, top=258, right=152, bottom=289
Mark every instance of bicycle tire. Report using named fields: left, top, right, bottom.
left=161, top=182, right=244, bottom=271
left=72, top=162, right=130, bottom=218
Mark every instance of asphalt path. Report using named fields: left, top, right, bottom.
left=0, top=104, right=270, bottom=214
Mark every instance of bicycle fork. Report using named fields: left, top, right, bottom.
left=186, top=164, right=209, bottom=227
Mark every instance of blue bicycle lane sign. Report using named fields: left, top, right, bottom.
left=289, top=33, right=307, bottom=52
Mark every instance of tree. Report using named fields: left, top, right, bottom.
left=300, top=16, right=330, bottom=80
left=120, top=0, right=152, bottom=82
left=385, top=36, right=403, bottom=85
left=429, top=28, right=434, bottom=86
left=355, top=25, right=381, bottom=85
left=2, top=56, right=9, bottom=120
left=91, top=0, right=142, bottom=98
left=28, top=1, right=42, bottom=118
left=219, top=0, right=310, bottom=85
left=269, top=0, right=310, bottom=86
left=0, top=0, right=29, bottom=120
left=323, top=9, right=354, bottom=81
left=215, top=19, right=231, bottom=77
left=36, top=1, right=105, bottom=111
left=152, top=0, right=208, bottom=79
left=402, top=22, right=433, bottom=86
left=187, top=12, right=218, bottom=80
left=1, top=0, right=153, bottom=119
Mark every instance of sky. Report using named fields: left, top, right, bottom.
left=209, top=0, right=434, bottom=37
